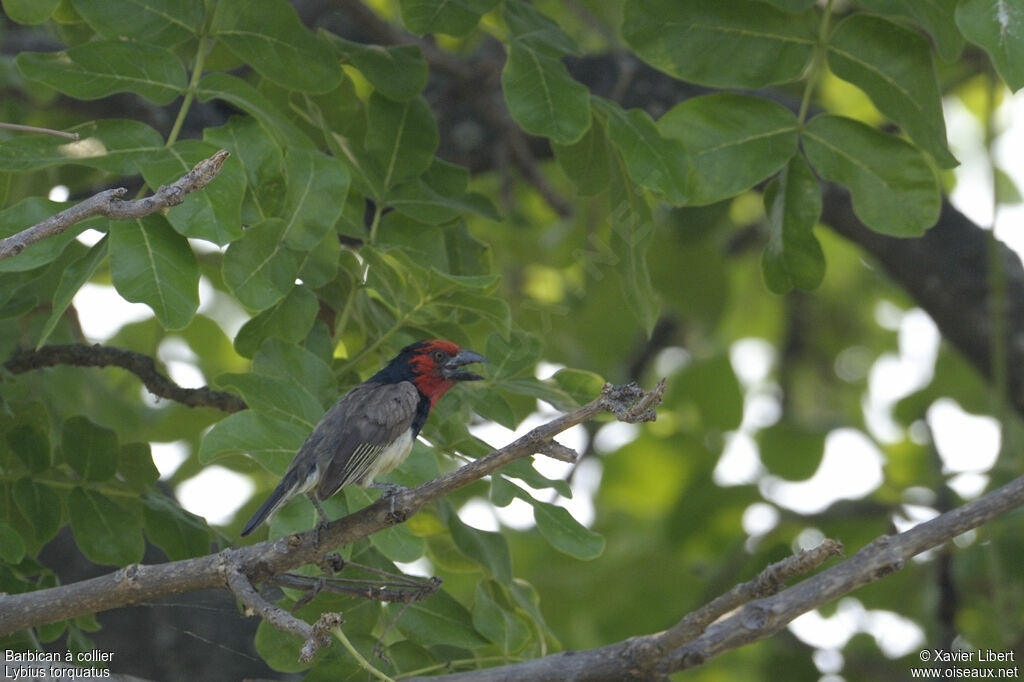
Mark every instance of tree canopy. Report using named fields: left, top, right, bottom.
left=1, top=0, right=1024, bottom=680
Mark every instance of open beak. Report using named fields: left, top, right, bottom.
left=443, top=348, right=488, bottom=382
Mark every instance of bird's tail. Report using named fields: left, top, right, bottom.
left=240, top=469, right=300, bottom=536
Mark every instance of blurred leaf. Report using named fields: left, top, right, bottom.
left=622, top=0, right=817, bottom=87
left=327, top=35, right=428, bottom=101
left=222, top=218, right=302, bottom=311
left=197, top=73, right=314, bottom=149
left=856, top=0, right=964, bottom=61
left=802, top=114, right=940, bottom=237
left=0, top=119, right=164, bottom=174
left=0, top=522, right=25, bottom=563
left=399, top=0, right=500, bottom=36
left=281, top=147, right=350, bottom=250
left=758, top=0, right=815, bottom=10
left=204, top=116, right=283, bottom=190
left=73, top=0, right=204, bottom=46
left=608, top=157, right=660, bottom=335
left=593, top=97, right=688, bottom=205
left=502, top=0, right=579, bottom=56
left=956, top=0, right=1024, bottom=91
left=215, top=373, right=323, bottom=427
left=762, top=155, right=824, bottom=293
left=552, top=115, right=612, bottom=197
left=365, top=93, right=439, bottom=188
left=198, top=411, right=308, bottom=474
left=996, top=167, right=1023, bottom=205
left=68, top=488, right=144, bottom=566
left=532, top=501, right=604, bottom=560
left=473, top=582, right=532, bottom=653
left=13, top=479, right=61, bottom=545
left=16, top=40, right=187, bottom=104
left=140, top=140, right=246, bottom=244
left=390, top=589, right=488, bottom=648
left=440, top=499, right=513, bottom=584
left=36, top=236, right=108, bottom=348
left=670, top=353, right=743, bottom=431
left=757, top=420, right=826, bottom=481
left=62, top=416, right=119, bottom=482
left=142, top=491, right=210, bottom=560
left=118, top=442, right=159, bottom=491
left=6, top=424, right=50, bottom=474
left=827, top=14, right=956, bottom=168
left=109, top=214, right=199, bottom=330
left=501, top=41, right=591, bottom=145
left=2, top=0, right=61, bottom=24
left=212, top=0, right=341, bottom=94
left=551, top=368, right=605, bottom=405
left=658, top=93, right=799, bottom=205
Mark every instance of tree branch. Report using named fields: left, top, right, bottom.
left=0, top=149, right=229, bottom=262
left=0, top=121, right=79, bottom=140
left=4, top=343, right=247, bottom=412
left=0, top=381, right=664, bottom=637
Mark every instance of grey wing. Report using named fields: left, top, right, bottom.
left=310, top=380, right=420, bottom=500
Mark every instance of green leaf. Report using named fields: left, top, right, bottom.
left=757, top=420, right=826, bottom=481
left=552, top=115, right=612, bottom=197
left=391, top=589, right=488, bottom=648
left=501, top=41, right=591, bottom=145
left=235, top=287, right=319, bottom=358
left=622, top=0, right=818, bottom=87
left=472, top=582, right=532, bottom=653
left=0, top=119, right=164, bottom=174
left=118, top=442, right=160, bottom=491
left=109, top=215, right=199, bottom=330
left=16, top=40, right=187, bottom=105
left=857, top=0, right=964, bottom=62
left=6, top=424, right=50, bottom=474
left=608, top=160, right=660, bottom=335
left=762, top=155, right=824, bottom=293
left=802, top=114, right=940, bottom=237
left=368, top=521, right=427, bottom=563
left=204, top=116, right=284, bottom=189
left=211, top=0, right=341, bottom=94
left=62, top=416, right=119, bottom=482
left=0, top=522, right=25, bottom=563
left=142, top=491, right=210, bottom=560
left=956, top=0, right=1024, bottom=91
left=281, top=147, right=350, bottom=250
left=252, top=338, right=338, bottom=408
left=140, top=140, right=246, bottom=244
left=13, top=479, right=61, bottom=546
left=440, top=499, right=513, bottom=584
left=73, top=0, right=205, bottom=47
left=215, top=373, right=322, bottom=428
left=365, top=93, right=439, bottom=188
left=502, top=0, right=579, bottom=56
left=387, top=180, right=500, bottom=225
left=326, top=35, right=428, bottom=101
left=36, top=236, right=108, bottom=349
left=827, top=14, right=956, bottom=168
left=222, top=218, right=302, bottom=311
left=69, top=488, right=144, bottom=566
left=758, top=0, right=815, bottom=11
left=532, top=501, right=604, bottom=560
left=399, top=0, right=500, bottom=36
left=2, top=0, right=60, bottom=24
left=197, top=73, right=314, bottom=150
left=593, top=97, right=687, bottom=205
left=434, top=289, right=511, bottom=337
left=669, top=353, right=744, bottom=431
left=550, top=368, right=605, bottom=405
left=658, top=93, right=799, bottom=205
left=198, top=411, right=308, bottom=474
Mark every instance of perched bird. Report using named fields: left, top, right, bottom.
left=240, top=339, right=487, bottom=536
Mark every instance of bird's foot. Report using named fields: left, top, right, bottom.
left=369, top=482, right=409, bottom=521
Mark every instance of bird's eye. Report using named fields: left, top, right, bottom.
left=433, top=350, right=445, bottom=362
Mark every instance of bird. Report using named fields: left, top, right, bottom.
left=240, top=339, right=487, bottom=537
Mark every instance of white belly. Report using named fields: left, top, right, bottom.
left=359, top=430, right=414, bottom=486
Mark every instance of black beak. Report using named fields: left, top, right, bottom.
left=443, top=349, right=488, bottom=381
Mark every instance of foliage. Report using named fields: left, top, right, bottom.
left=0, top=0, right=1022, bottom=680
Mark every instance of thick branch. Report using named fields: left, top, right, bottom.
left=0, top=381, right=663, bottom=637
left=4, top=344, right=247, bottom=412
left=0, top=149, right=229, bottom=262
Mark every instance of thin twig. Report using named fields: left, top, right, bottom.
left=4, top=343, right=247, bottom=412
left=0, top=149, right=229, bottom=262
left=0, top=121, right=80, bottom=140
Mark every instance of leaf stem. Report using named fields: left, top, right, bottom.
left=332, top=626, right=394, bottom=682
left=797, top=0, right=834, bottom=127
left=166, top=35, right=211, bottom=148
